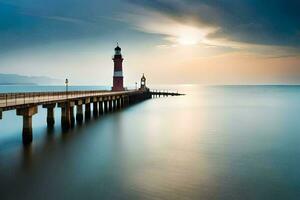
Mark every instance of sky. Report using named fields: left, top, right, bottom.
left=0, top=0, right=299, bottom=85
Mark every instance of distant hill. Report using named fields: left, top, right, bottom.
left=0, top=73, right=60, bottom=85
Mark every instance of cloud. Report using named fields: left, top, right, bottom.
left=121, top=8, right=218, bottom=46
left=126, top=0, right=300, bottom=50
left=26, top=14, right=93, bottom=26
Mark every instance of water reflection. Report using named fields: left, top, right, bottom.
left=1, top=85, right=300, bottom=199
left=21, top=145, right=33, bottom=170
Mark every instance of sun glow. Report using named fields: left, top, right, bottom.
left=177, top=35, right=199, bottom=45
left=175, top=26, right=205, bottom=45
left=124, top=10, right=218, bottom=46
left=166, top=24, right=219, bottom=46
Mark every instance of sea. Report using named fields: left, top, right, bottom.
left=0, top=85, right=300, bottom=200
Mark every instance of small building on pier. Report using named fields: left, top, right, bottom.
left=139, top=74, right=149, bottom=92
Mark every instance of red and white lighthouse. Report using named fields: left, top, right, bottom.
left=112, top=45, right=124, bottom=91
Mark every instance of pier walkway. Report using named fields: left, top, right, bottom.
left=0, top=90, right=138, bottom=111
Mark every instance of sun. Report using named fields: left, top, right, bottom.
left=175, top=25, right=204, bottom=45
left=177, top=35, right=199, bottom=45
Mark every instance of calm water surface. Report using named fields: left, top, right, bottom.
left=0, top=85, right=300, bottom=200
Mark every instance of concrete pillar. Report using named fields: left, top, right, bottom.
left=93, top=101, right=98, bottom=117
left=42, top=103, right=56, bottom=127
left=122, top=97, right=125, bottom=107
left=117, top=98, right=120, bottom=109
left=111, top=100, right=115, bottom=111
left=16, top=106, right=38, bottom=145
left=23, top=116, right=33, bottom=143
left=75, top=100, right=83, bottom=124
left=123, top=97, right=126, bottom=106
left=118, top=97, right=122, bottom=109
left=112, top=98, right=116, bottom=111
left=115, top=99, right=119, bottom=110
left=70, top=106, right=75, bottom=127
left=83, top=98, right=91, bottom=120
left=76, top=104, right=83, bottom=124
left=61, top=106, right=70, bottom=130
left=115, top=99, right=118, bottom=110
left=109, top=100, right=113, bottom=112
left=85, top=103, right=91, bottom=120
left=112, top=99, right=116, bottom=111
left=99, top=101, right=104, bottom=114
left=104, top=101, right=108, bottom=113
left=58, top=102, right=75, bottom=130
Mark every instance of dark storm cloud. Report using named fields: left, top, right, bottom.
left=128, top=0, right=300, bottom=48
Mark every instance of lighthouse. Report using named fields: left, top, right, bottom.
left=112, top=44, right=124, bottom=91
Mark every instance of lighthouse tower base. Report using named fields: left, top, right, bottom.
left=112, top=77, right=124, bottom=91
left=112, top=86, right=124, bottom=91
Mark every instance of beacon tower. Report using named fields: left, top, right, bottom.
left=112, top=45, right=124, bottom=91
left=140, top=73, right=146, bottom=90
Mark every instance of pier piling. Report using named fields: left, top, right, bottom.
left=104, top=100, right=108, bottom=113
left=99, top=101, right=104, bottom=114
left=16, top=106, right=38, bottom=145
left=70, top=106, right=75, bottom=127
left=75, top=100, right=83, bottom=124
left=93, top=101, right=98, bottom=117
left=58, top=102, right=74, bottom=130
left=109, top=99, right=113, bottom=112
left=84, top=98, right=91, bottom=120
left=42, top=103, right=56, bottom=127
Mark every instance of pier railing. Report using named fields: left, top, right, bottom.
left=0, top=90, right=138, bottom=109
left=0, top=89, right=183, bottom=110
left=149, top=89, right=182, bottom=96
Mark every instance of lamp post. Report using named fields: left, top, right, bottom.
left=65, top=78, right=69, bottom=99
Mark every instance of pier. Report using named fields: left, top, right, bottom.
left=0, top=89, right=182, bottom=144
